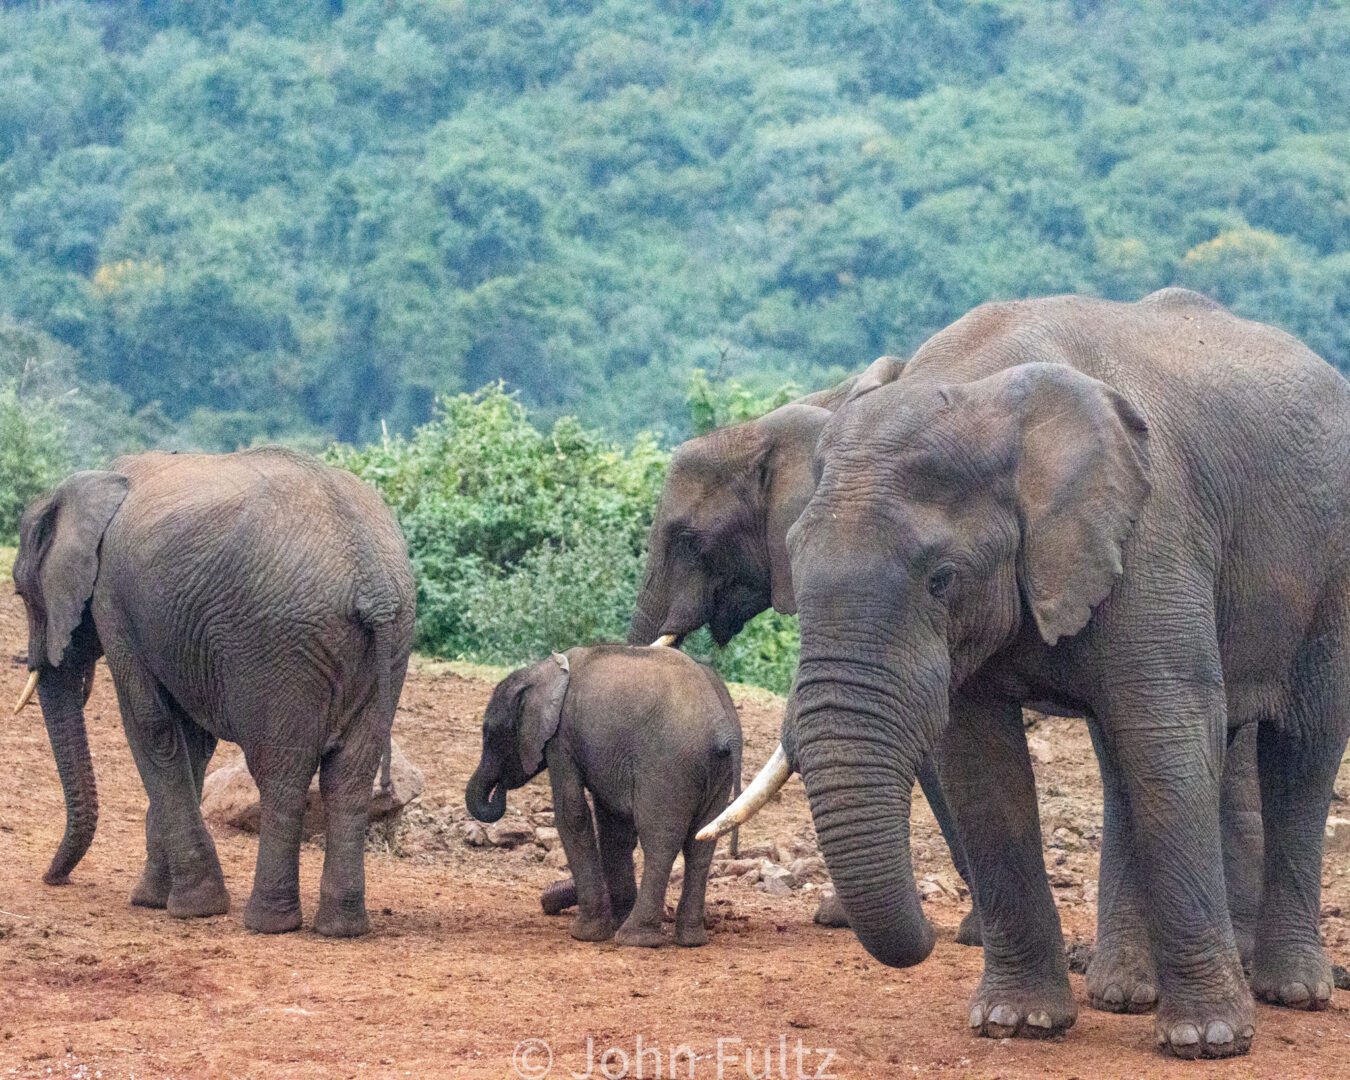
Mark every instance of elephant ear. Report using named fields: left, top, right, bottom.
left=756, top=404, right=829, bottom=615
left=518, top=652, right=571, bottom=774
left=975, top=363, right=1150, bottom=646
left=844, top=354, right=905, bottom=404
left=13, top=471, right=129, bottom=668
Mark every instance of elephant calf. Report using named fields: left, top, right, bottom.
left=465, top=645, right=741, bottom=947
left=13, top=448, right=415, bottom=937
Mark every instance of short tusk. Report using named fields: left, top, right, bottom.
left=650, top=634, right=678, bottom=648
left=13, top=669, right=39, bottom=715
left=696, top=743, right=791, bottom=841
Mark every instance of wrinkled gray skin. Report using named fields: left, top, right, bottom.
left=466, top=645, right=740, bottom=947
left=626, top=358, right=988, bottom=943
left=782, top=290, right=1349, bottom=1059
left=13, top=448, right=414, bottom=937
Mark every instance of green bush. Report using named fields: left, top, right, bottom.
left=329, top=383, right=668, bottom=659
left=0, top=387, right=69, bottom=543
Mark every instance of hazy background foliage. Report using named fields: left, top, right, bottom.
left=1, top=0, right=1347, bottom=685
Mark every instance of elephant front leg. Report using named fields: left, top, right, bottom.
left=938, top=691, right=1076, bottom=1040
left=1085, top=719, right=1158, bottom=1014
left=132, top=719, right=217, bottom=910
left=112, top=661, right=229, bottom=919
left=1106, top=673, right=1253, bottom=1059
left=551, top=767, right=615, bottom=942
left=917, top=753, right=981, bottom=947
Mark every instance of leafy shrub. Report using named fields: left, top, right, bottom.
left=329, top=383, right=667, bottom=659
left=0, top=387, right=68, bottom=543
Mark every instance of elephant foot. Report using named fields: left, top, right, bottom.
left=313, top=902, right=371, bottom=938
left=570, top=912, right=616, bottom=942
left=130, top=862, right=171, bottom=909
left=1154, top=995, right=1254, bottom=1060
left=615, top=921, right=665, bottom=948
left=954, top=906, right=982, bottom=947
left=165, top=872, right=230, bottom=919
left=674, top=922, right=708, bottom=948
left=243, top=898, right=303, bottom=934
left=1251, top=943, right=1333, bottom=1010
left=1086, top=938, right=1158, bottom=1013
left=812, top=889, right=849, bottom=927
left=968, top=974, right=1076, bottom=1040
left=540, top=878, right=577, bottom=916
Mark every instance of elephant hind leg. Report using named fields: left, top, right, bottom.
left=243, top=738, right=320, bottom=935
left=109, top=658, right=228, bottom=919
left=673, top=828, right=717, bottom=947
left=1250, top=598, right=1350, bottom=1011
left=594, top=800, right=638, bottom=925
left=313, top=729, right=381, bottom=938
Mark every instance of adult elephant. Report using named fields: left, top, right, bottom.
left=628, top=357, right=986, bottom=941
left=12, top=448, right=415, bottom=937
left=706, top=290, right=1348, bottom=1058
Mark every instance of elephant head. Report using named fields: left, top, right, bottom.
left=712, top=363, right=1150, bottom=967
left=626, top=403, right=832, bottom=647
left=629, top=358, right=905, bottom=649
left=12, top=470, right=129, bottom=884
left=465, top=652, right=571, bottom=823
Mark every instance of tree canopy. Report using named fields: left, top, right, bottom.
left=0, top=0, right=1345, bottom=450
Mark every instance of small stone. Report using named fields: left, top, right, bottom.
left=759, top=865, right=793, bottom=897
left=813, top=888, right=849, bottom=927
left=1333, top=964, right=1350, bottom=990
left=459, top=821, right=489, bottom=847
left=1324, top=816, right=1350, bottom=854
left=487, top=822, right=535, bottom=849
left=787, top=856, right=828, bottom=885
left=712, top=858, right=761, bottom=879
left=533, top=826, right=561, bottom=850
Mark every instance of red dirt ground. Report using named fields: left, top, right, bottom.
left=1, top=588, right=1348, bottom=1079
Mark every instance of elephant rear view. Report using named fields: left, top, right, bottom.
left=466, top=644, right=741, bottom=948
left=12, top=448, right=415, bottom=937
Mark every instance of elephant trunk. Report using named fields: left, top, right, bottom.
left=465, top=760, right=507, bottom=823
left=627, top=567, right=665, bottom=646
left=38, top=663, right=99, bottom=885
left=789, top=641, right=948, bottom=969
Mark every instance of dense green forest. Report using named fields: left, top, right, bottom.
left=1, top=0, right=1348, bottom=686
left=1, top=0, right=1347, bottom=452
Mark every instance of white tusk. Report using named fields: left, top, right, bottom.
left=650, top=634, right=678, bottom=648
left=13, top=670, right=39, bottom=715
left=696, top=743, right=791, bottom=841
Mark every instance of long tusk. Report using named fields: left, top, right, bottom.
left=696, top=743, right=791, bottom=841
left=650, top=634, right=678, bottom=648
left=13, top=669, right=39, bottom=715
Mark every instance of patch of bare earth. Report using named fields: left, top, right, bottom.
left=1, top=589, right=1347, bottom=1078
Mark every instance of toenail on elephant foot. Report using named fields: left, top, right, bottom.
left=1252, top=950, right=1335, bottom=1011
left=968, top=985, right=1076, bottom=1040
left=1155, top=1006, right=1254, bottom=1059
left=954, top=907, right=982, bottom=947
left=1087, top=944, right=1158, bottom=1014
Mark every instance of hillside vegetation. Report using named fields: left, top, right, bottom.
left=1, top=0, right=1346, bottom=449
left=1, top=0, right=1347, bottom=686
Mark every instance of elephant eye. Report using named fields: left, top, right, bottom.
left=672, top=531, right=702, bottom=559
left=927, top=567, right=956, bottom=598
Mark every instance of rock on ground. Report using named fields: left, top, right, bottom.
left=200, top=739, right=424, bottom=837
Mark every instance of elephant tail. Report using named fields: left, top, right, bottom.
left=355, top=600, right=399, bottom=795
